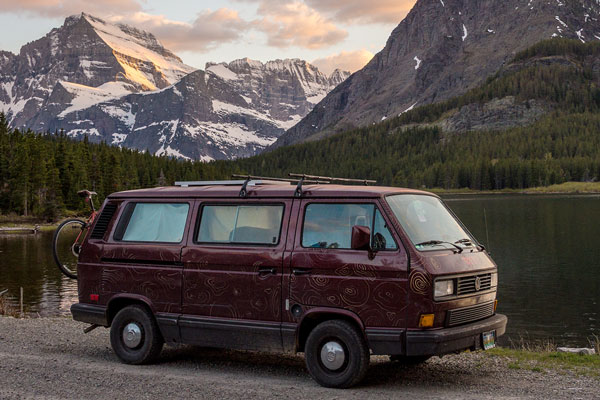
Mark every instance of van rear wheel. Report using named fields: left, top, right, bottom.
left=304, top=320, right=369, bottom=388
left=110, top=305, right=163, bottom=364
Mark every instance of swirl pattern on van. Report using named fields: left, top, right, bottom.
left=409, top=270, right=431, bottom=295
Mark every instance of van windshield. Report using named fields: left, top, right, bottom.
left=386, top=194, right=474, bottom=251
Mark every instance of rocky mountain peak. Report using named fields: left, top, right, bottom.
left=273, top=0, right=600, bottom=148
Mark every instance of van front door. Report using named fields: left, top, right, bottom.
left=288, top=199, right=409, bottom=331
left=180, top=199, right=291, bottom=352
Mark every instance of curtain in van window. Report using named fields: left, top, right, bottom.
left=122, top=203, right=189, bottom=243
left=197, top=205, right=283, bottom=244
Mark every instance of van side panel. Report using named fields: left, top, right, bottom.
left=287, top=198, right=409, bottom=354
left=179, top=199, right=292, bottom=352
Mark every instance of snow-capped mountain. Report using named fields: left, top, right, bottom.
left=0, top=13, right=349, bottom=160
left=273, top=0, right=600, bottom=148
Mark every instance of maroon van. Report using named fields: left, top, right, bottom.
left=71, top=176, right=507, bottom=388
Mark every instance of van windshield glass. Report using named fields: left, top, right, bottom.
left=386, top=195, right=473, bottom=251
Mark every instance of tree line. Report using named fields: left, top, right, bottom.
left=0, top=114, right=230, bottom=220
left=2, top=39, right=600, bottom=220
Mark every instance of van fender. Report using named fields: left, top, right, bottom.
left=105, top=293, right=156, bottom=325
left=292, top=306, right=366, bottom=352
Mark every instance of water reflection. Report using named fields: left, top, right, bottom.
left=0, top=231, right=77, bottom=316
left=445, top=194, right=600, bottom=346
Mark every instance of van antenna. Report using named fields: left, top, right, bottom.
left=483, top=207, right=491, bottom=253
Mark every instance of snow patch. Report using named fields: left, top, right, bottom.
left=462, top=24, right=468, bottom=41
left=207, top=64, right=239, bottom=81
left=414, top=56, right=422, bottom=70
left=555, top=16, right=568, bottom=28
left=576, top=29, right=585, bottom=43
left=155, top=144, right=191, bottom=160
left=112, top=133, right=127, bottom=145
left=399, top=102, right=418, bottom=116
left=101, top=104, right=136, bottom=128
left=58, top=81, right=132, bottom=117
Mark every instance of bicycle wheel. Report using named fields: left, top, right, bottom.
left=53, top=218, right=87, bottom=279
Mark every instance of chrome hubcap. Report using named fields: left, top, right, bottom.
left=320, top=341, right=345, bottom=371
left=122, top=322, right=142, bottom=348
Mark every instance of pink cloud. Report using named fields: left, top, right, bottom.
left=254, top=1, right=347, bottom=49
left=306, top=0, right=415, bottom=24
left=0, top=0, right=141, bottom=18
left=312, top=49, right=374, bottom=75
left=112, top=9, right=249, bottom=52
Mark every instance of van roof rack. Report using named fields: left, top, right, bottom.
left=175, top=173, right=376, bottom=198
left=288, top=173, right=376, bottom=198
left=231, top=174, right=330, bottom=198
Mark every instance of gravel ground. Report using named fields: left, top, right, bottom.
left=0, top=317, right=598, bottom=399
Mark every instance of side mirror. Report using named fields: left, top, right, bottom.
left=351, top=225, right=371, bottom=251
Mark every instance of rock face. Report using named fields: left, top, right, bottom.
left=273, top=0, right=600, bottom=148
left=0, top=14, right=349, bottom=160
left=0, top=13, right=195, bottom=130
left=439, top=97, right=549, bottom=132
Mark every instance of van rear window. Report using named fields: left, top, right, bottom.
left=197, top=205, right=284, bottom=245
left=114, top=203, right=189, bottom=243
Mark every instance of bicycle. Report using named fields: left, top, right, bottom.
left=52, top=190, right=98, bottom=279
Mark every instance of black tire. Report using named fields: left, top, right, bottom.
left=304, top=320, right=369, bottom=388
left=52, top=218, right=86, bottom=279
left=110, top=305, right=164, bottom=365
left=389, top=355, right=431, bottom=365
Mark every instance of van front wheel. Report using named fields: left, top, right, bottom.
left=304, top=320, right=369, bottom=388
left=110, top=305, right=164, bottom=364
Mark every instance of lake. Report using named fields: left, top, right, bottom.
left=0, top=194, right=598, bottom=347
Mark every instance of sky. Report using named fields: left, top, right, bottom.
left=0, top=0, right=417, bottom=75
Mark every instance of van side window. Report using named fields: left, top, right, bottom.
left=197, top=205, right=284, bottom=245
left=114, top=203, right=189, bottom=243
left=302, top=204, right=397, bottom=250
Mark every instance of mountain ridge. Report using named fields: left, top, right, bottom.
left=0, top=13, right=349, bottom=160
left=272, top=0, right=600, bottom=148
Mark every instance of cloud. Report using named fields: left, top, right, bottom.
left=112, top=9, right=249, bottom=52
left=312, top=49, right=374, bottom=75
left=306, top=0, right=414, bottom=24
left=0, top=0, right=141, bottom=18
left=239, top=0, right=415, bottom=25
left=254, top=1, right=347, bottom=49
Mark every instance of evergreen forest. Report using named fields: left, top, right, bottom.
left=2, top=39, right=600, bottom=219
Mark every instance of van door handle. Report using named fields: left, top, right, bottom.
left=292, top=268, right=312, bottom=276
left=258, top=267, right=277, bottom=275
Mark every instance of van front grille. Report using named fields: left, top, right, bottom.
left=447, top=302, right=495, bottom=327
left=90, top=203, right=117, bottom=240
left=456, top=273, right=492, bottom=295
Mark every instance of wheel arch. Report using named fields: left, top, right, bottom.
left=296, top=307, right=366, bottom=352
left=106, top=294, right=156, bottom=326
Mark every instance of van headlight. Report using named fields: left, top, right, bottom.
left=434, top=279, right=454, bottom=299
left=491, top=272, right=498, bottom=287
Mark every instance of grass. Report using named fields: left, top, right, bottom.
left=0, top=294, right=19, bottom=318
left=486, top=337, right=600, bottom=377
left=428, top=181, right=600, bottom=195
left=524, top=181, right=600, bottom=193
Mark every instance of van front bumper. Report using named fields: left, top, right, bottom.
left=405, top=313, right=507, bottom=356
left=366, top=313, right=507, bottom=356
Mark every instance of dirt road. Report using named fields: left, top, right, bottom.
left=0, top=317, right=598, bottom=399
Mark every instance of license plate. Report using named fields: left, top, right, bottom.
left=482, top=330, right=496, bottom=350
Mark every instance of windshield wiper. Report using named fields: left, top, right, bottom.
left=455, top=238, right=486, bottom=251
left=415, top=240, right=463, bottom=253
left=455, top=238, right=473, bottom=246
